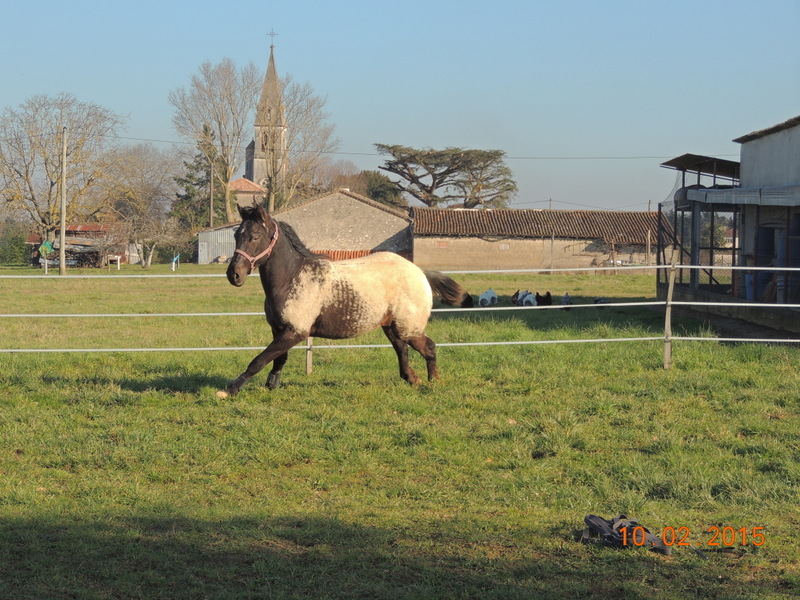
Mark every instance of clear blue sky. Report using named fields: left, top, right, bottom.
left=2, top=0, right=798, bottom=211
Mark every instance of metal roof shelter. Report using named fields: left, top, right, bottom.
left=660, top=153, right=741, bottom=184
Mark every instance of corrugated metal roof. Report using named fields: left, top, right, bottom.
left=412, top=208, right=659, bottom=245
left=26, top=224, right=117, bottom=244
left=660, top=153, right=740, bottom=181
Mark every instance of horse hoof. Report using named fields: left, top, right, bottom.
left=266, top=373, right=281, bottom=390
left=215, top=390, right=229, bottom=399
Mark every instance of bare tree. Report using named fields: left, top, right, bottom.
left=280, top=76, right=340, bottom=207
left=169, top=58, right=262, bottom=222
left=106, top=143, right=183, bottom=268
left=0, top=93, right=125, bottom=240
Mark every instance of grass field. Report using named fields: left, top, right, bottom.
left=1, top=265, right=798, bottom=599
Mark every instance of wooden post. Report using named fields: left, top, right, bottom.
left=663, top=248, right=677, bottom=370
left=306, top=336, right=313, bottom=375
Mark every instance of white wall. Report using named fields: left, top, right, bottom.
left=740, top=125, right=800, bottom=188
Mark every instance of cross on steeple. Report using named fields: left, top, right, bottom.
left=267, top=29, right=278, bottom=49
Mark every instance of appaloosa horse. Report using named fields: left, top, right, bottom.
left=216, top=204, right=472, bottom=397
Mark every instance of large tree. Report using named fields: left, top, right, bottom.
left=170, top=59, right=340, bottom=217
left=280, top=75, right=340, bottom=208
left=0, top=93, right=125, bottom=240
left=105, top=143, right=183, bottom=268
left=169, top=58, right=262, bottom=223
left=375, top=144, right=517, bottom=208
left=171, top=134, right=228, bottom=232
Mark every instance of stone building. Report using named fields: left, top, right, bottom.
left=411, top=207, right=658, bottom=271
left=197, top=189, right=411, bottom=264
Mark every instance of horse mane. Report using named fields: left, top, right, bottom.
left=277, top=220, right=326, bottom=262
left=238, top=205, right=324, bottom=262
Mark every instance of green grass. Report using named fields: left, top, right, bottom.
left=0, top=266, right=798, bottom=599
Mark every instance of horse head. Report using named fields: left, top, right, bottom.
left=227, top=203, right=280, bottom=287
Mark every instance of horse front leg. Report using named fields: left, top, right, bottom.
left=217, top=332, right=305, bottom=398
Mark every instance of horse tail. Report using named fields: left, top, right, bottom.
left=424, top=271, right=473, bottom=308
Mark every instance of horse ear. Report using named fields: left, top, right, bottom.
left=255, top=202, right=270, bottom=224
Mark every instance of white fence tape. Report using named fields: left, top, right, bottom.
left=2, top=263, right=799, bottom=365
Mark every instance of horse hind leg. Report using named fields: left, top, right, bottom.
left=408, top=335, right=439, bottom=381
left=266, top=351, right=289, bottom=390
left=382, top=325, right=421, bottom=384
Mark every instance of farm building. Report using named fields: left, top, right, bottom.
left=411, top=207, right=658, bottom=271
left=229, top=177, right=266, bottom=208
left=27, top=224, right=127, bottom=267
left=659, top=114, right=800, bottom=332
left=196, top=189, right=412, bottom=264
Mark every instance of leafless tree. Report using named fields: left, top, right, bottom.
left=169, top=58, right=262, bottom=222
left=105, top=143, right=183, bottom=268
left=0, top=93, right=125, bottom=240
left=280, top=75, right=340, bottom=208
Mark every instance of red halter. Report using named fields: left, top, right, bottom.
left=234, top=224, right=279, bottom=273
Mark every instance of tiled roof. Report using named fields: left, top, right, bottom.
left=229, top=177, right=266, bottom=193
left=412, top=208, right=659, bottom=245
left=26, top=224, right=117, bottom=244
left=316, top=249, right=413, bottom=261
left=315, top=249, right=374, bottom=261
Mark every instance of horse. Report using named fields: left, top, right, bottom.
left=535, top=291, right=553, bottom=306
left=216, top=204, right=473, bottom=398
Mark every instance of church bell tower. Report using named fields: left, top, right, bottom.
left=245, top=41, right=286, bottom=210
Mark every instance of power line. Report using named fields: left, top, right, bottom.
left=1, top=130, right=738, bottom=163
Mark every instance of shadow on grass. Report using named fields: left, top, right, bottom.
left=117, top=372, right=231, bottom=394
left=436, top=295, right=668, bottom=334
left=0, top=512, right=774, bottom=600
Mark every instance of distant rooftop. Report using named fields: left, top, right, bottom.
left=412, top=207, right=659, bottom=245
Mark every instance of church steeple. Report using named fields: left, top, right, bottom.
left=245, top=39, right=286, bottom=211
left=255, top=45, right=284, bottom=128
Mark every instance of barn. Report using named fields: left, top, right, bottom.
left=196, top=188, right=411, bottom=264
left=411, top=207, right=658, bottom=271
left=659, top=115, right=800, bottom=332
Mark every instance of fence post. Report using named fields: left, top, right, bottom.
left=663, top=250, right=677, bottom=369
left=306, top=336, right=314, bottom=375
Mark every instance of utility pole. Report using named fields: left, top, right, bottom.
left=59, top=127, right=67, bottom=276
left=209, top=161, right=214, bottom=228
